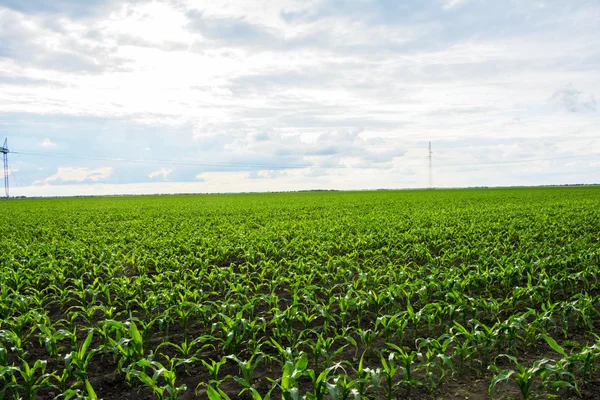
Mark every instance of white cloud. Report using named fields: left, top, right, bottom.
left=148, top=167, right=174, bottom=179
left=40, top=138, right=57, bottom=148
left=443, top=0, right=470, bottom=10
left=2, top=0, right=600, bottom=195
left=551, top=84, right=597, bottom=113
left=36, top=167, right=114, bottom=184
left=15, top=168, right=419, bottom=197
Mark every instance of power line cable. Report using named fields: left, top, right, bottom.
left=10, top=169, right=19, bottom=188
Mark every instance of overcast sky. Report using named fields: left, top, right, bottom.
left=1, top=0, right=598, bottom=196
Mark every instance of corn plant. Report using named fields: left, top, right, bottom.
left=227, top=348, right=268, bottom=396
left=386, top=343, right=422, bottom=397
left=64, top=330, right=98, bottom=381
left=126, top=358, right=188, bottom=400
left=37, top=323, right=71, bottom=359
left=0, top=329, right=27, bottom=359
left=304, top=364, right=336, bottom=400
left=12, top=359, right=54, bottom=399
left=217, top=311, right=248, bottom=353
left=52, top=367, right=72, bottom=393
left=326, top=374, right=362, bottom=400
left=274, top=352, right=310, bottom=400
left=379, top=351, right=400, bottom=399
left=114, top=319, right=145, bottom=371
left=416, top=337, right=453, bottom=393
left=0, top=365, right=19, bottom=399
left=155, top=335, right=214, bottom=373
left=489, top=354, right=577, bottom=400
left=304, top=332, right=348, bottom=372
left=197, top=355, right=232, bottom=396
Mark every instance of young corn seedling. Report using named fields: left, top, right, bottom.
left=0, top=364, right=19, bottom=399
left=13, top=359, right=54, bottom=399
left=275, top=352, right=310, bottom=400
left=573, top=341, right=600, bottom=383
left=448, top=331, right=474, bottom=376
left=0, top=329, right=28, bottom=359
left=173, top=301, right=198, bottom=342
left=354, top=299, right=367, bottom=329
left=6, top=310, right=42, bottom=346
left=127, top=358, right=188, bottom=400
left=367, top=289, right=388, bottom=318
left=37, top=323, right=71, bottom=359
left=196, top=356, right=232, bottom=397
left=217, top=311, right=248, bottom=353
left=326, top=374, right=362, bottom=400
left=489, top=354, right=577, bottom=400
left=155, top=335, right=214, bottom=374
left=416, top=337, right=453, bottom=394
left=374, top=314, right=400, bottom=343
left=421, top=302, right=443, bottom=336
left=65, top=330, right=98, bottom=381
left=270, top=310, right=298, bottom=348
left=267, top=338, right=298, bottom=365
left=570, top=294, right=598, bottom=333
left=541, top=334, right=583, bottom=393
left=416, top=346, right=445, bottom=394
left=471, top=319, right=497, bottom=369
left=355, top=329, right=376, bottom=357
left=245, top=316, right=267, bottom=347
left=379, top=350, right=403, bottom=400
left=386, top=343, right=422, bottom=397
left=115, top=319, right=146, bottom=372
left=304, top=332, right=348, bottom=372
left=226, top=348, right=268, bottom=396
left=305, top=365, right=335, bottom=400
left=297, top=310, right=319, bottom=331
left=52, top=367, right=72, bottom=393
left=496, top=313, right=529, bottom=353
left=346, top=352, right=375, bottom=399
left=67, top=304, right=99, bottom=326
left=403, top=301, right=422, bottom=344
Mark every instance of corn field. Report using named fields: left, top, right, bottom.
left=1, top=187, right=599, bottom=399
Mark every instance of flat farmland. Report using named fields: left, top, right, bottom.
left=1, top=187, right=599, bottom=399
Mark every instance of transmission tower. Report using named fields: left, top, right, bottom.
left=428, top=142, right=433, bottom=189
left=1, top=138, right=8, bottom=199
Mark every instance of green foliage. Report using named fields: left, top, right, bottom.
left=1, top=187, right=599, bottom=399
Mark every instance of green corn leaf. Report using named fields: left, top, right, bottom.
left=295, top=353, right=308, bottom=371
left=489, top=370, right=515, bottom=396
left=79, top=331, right=94, bottom=359
left=85, top=380, right=98, bottom=400
left=233, top=376, right=251, bottom=388
left=250, top=387, right=270, bottom=400
left=130, top=321, right=143, bottom=348
left=207, top=385, right=223, bottom=400
left=542, top=334, right=566, bottom=356
left=326, top=382, right=340, bottom=400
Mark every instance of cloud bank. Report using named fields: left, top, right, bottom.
left=0, top=0, right=598, bottom=196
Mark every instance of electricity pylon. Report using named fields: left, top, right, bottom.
left=1, top=138, right=9, bottom=198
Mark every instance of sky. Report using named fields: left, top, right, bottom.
left=0, top=0, right=598, bottom=196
